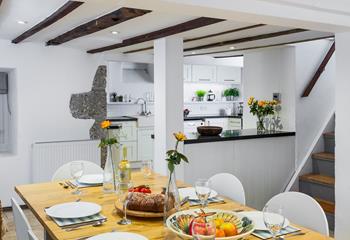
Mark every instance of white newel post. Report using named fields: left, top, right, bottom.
left=335, top=32, right=350, bottom=240
left=153, top=37, right=184, bottom=178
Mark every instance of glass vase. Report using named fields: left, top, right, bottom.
left=163, top=169, right=181, bottom=224
left=257, top=117, right=265, bottom=132
left=103, top=145, right=117, bottom=194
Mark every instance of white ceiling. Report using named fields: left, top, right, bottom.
left=0, top=0, right=333, bottom=56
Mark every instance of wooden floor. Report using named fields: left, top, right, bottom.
left=3, top=209, right=44, bottom=240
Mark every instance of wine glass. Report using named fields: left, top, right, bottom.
left=141, top=160, right=153, bottom=178
left=191, top=219, right=216, bottom=240
left=195, top=179, right=211, bottom=208
left=70, top=162, right=84, bottom=195
left=263, top=204, right=285, bottom=239
left=117, top=182, right=133, bottom=225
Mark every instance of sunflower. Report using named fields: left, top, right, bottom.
left=100, top=120, right=111, bottom=129
left=174, top=132, right=187, bottom=142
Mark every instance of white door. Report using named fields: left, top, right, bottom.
left=137, top=127, right=154, bottom=161
left=183, top=64, right=192, bottom=82
left=192, top=65, right=216, bottom=82
left=217, top=66, right=241, bottom=84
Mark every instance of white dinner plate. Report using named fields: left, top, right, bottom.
left=241, top=211, right=290, bottom=230
left=178, top=187, right=218, bottom=200
left=87, top=232, right=148, bottom=240
left=45, top=202, right=101, bottom=219
left=78, top=174, right=103, bottom=185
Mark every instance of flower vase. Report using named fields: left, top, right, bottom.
left=103, top=146, right=118, bottom=194
left=163, top=170, right=181, bottom=224
left=256, top=117, right=265, bottom=132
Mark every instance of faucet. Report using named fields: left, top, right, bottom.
left=135, top=98, right=151, bottom=116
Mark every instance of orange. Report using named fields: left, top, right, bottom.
left=214, top=218, right=224, bottom=228
left=220, top=223, right=238, bottom=236
left=216, top=228, right=226, bottom=237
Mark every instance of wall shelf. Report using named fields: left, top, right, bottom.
left=108, top=102, right=155, bottom=105
left=184, top=101, right=242, bottom=104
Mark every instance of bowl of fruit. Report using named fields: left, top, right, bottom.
left=166, top=209, right=254, bottom=239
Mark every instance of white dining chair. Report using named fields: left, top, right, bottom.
left=28, top=230, right=39, bottom=240
left=11, top=198, right=31, bottom=240
left=266, top=191, right=329, bottom=236
left=51, top=160, right=103, bottom=181
left=209, top=173, right=246, bottom=205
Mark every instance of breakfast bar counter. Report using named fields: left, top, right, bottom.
left=181, top=129, right=296, bottom=210
left=184, top=129, right=295, bottom=144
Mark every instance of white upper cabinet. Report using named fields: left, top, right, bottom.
left=216, top=66, right=241, bottom=84
left=192, top=65, right=217, bottom=82
left=183, top=64, right=192, bottom=82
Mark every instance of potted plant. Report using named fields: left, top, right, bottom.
left=195, top=90, right=206, bottom=101
left=223, top=88, right=239, bottom=101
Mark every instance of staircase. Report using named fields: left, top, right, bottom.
left=299, top=131, right=335, bottom=230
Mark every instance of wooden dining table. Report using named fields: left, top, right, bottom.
left=15, top=172, right=332, bottom=240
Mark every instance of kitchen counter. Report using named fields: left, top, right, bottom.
left=181, top=128, right=295, bottom=209
left=184, top=129, right=295, bottom=144
left=184, top=115, right=242, bottom=121
left=107, top=116, right=137, bottom=122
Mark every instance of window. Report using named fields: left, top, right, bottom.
left=0, top=72, right=10, bottom=152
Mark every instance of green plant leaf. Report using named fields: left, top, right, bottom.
left=168, top=162, right=175, bottom=173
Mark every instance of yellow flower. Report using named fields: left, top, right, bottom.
left=258, top=100, right=266, bottom=107
left=271, top=100, right=279, bottom=105
left=247, top=96, right=255, bottom=106
left=174, top=132, right=187, bottom=142
left=100, top=120, right=111, bottom=129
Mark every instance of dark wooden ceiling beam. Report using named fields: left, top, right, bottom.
left=12, top=1, right=84, bottom=44
left=46, top=7, right=151, bottom=46
left=123, top=23, right=266, bottom=54
left=87, top=17, right=225, bottom=54
left=184, top=28, right=308, bottom=52
left=301, top=41, right=335, bottom=97
left=186, top=35, right=334, bottom=57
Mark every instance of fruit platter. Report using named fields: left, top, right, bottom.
left=166, top=209, right=254, bottom=240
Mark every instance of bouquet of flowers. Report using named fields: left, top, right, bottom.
left=247, top=97, right=279, bottom=131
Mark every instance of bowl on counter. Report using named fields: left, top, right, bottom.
left=197, top=126, right=223, bottom=136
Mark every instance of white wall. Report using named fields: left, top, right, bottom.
left=0, top=40, right=102, bottom=206
left=335, top=32, right=350, bottom=240
left=243, top=46, right=296, bottom=131
left=294, top=40, right=335, bottom=167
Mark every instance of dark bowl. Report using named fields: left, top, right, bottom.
left=197, top=126, right=223, bottom=136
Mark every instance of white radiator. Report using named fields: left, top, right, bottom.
left=32, top=139, right=100, bottom=183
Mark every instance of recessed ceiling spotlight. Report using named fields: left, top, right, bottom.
left=17, top=20, right=28, bottom=25
left=191, top=51, right=196, bottom=54
left=229, top=46, right=235, bottom=50
left=111, top=31, right=119, bottom=35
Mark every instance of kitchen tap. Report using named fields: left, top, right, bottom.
left=135, top=98, right=151, bottom=116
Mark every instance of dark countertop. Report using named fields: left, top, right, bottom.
left=184, top=129, right=295, bottom=144
left=107, top=116, right=138, bottom=122
left=184, top=115, right=242, bottom=121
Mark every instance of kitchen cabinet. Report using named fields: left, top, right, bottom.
left=138, top=127, right=154, bottom=161
left=111, top=121, right=137, bottom=142
left=227, top=118, right=242, bottom=130
left=183, top=64, right=192, bottom=82
left=217, top=66, right=241, bottom=84
left=192, top=65, right=216, bottom=83
left=119, top=141, right=137, bottom=162
left=184, top=120, right=205, bottom=133
left=205, top=118, right=228, bottom=129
